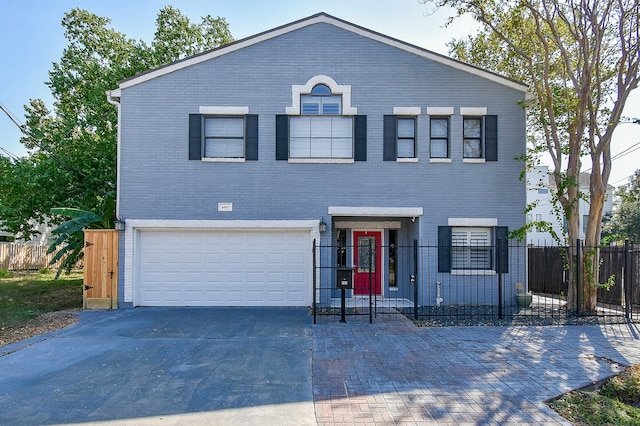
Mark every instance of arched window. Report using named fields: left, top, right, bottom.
left=301, top=84, right=342, bottom=115
left=279, top=75, right=364, bottom=162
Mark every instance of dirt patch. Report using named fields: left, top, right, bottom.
left=0, top=309, right=80, bottom=347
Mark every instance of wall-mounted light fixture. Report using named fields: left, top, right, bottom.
left=319, top=217, right=327, bottom=233
left=114, top=218, right=126, bottom=232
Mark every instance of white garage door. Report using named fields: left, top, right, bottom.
left=137, top=229, right=311, bottom=306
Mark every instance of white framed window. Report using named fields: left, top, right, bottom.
left=204, top=116, right=245, bottom=159
left=451, top=227, right=492, bottom=270
left=289, top=116, right=353, bottom=158
left=536, top=214, right=543, bottom=232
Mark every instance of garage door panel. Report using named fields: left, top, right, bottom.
left=137, top=229, right=311, bottom=306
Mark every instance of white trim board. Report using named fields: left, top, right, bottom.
left=448, top=218, right=498, bottom=227
left=329, top=207, right=423, bottom=217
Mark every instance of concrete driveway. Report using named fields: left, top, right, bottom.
left=0, top=307, right=315, bottom=425
left=2, top=308, right=640, bottom=425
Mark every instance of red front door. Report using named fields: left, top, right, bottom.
left=353, top=231, right=382, bottom=295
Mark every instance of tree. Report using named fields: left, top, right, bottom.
left=605, top=170, right=640, bottom=242
left=0, top=7, right=233, bottom=244
left=48, top=191, right=116, bottom=278
left=421, top=0, right=640, bottom=313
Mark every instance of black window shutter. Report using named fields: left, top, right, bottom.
left=188, top=114, right=202, bottom=160
left=495, top=226, right=509, bottom=273
left=245, top=114, right=258, bottom=160
left=437, top=226, right=452, bottom=273
left=485, top=115, right=498, bottom=161
left=354, top=115, right=367, bottom=161
left=275, top=115, right=289, bottom=160
left=383, top=115, right=397, bottom=161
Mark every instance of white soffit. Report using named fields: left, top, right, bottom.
left=115, top=14, right=529, bottom=94
left=328, top=207, right=424, bottom=217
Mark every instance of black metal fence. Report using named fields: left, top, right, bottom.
left=312, top=240, right=640, bottom=325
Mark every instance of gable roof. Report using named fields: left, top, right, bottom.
left=115, top=12, right=528, bottom=93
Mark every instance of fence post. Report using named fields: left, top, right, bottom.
left=625, top=240, right=631, bottom=320
left=312, top=240, right=317, bottom=325
left=576, top=239, right=581, bottom=316
left=413, top=239, right=418, bottom=321
left=368, top=237, right=373, bottom=324
left=498, top=237, right=503, bottom=319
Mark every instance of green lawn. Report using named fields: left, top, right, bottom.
left=548, top=365, right=640, bottom=425
left=0, top=269, right=83, bottom=332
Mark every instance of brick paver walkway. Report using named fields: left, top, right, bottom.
left=312, top=314, right=640, bottom=425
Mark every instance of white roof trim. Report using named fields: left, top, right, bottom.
left=328, top=207, right=423, bottom=217
left=115, top=13, right=528, bottom=93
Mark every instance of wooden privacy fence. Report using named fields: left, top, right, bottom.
left=0, top=243, right=57, bottom=270
left=528, top=244, right=640, bottom=308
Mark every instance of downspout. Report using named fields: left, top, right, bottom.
left=106, top=89, right=122, bottom=220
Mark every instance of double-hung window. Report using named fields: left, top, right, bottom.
left=460, top=113, right=498, bottom=162
left=383, top=109, right=420, bottom=161
left=463, top=117, right=483, bottom=158
left=289, top=84, right=353, bottom=159
left=396, top=118, right=416, bottom=158
left=204, top=117, right=245, bottom=159
left=430, top=117, right=449, bottom=158
left=188, top=108, right=258, bottom=162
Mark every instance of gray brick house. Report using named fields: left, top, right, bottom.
left=107, top=13, right=527, bottom=308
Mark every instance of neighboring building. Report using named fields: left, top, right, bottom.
left=108, top=13, right=528, bottom=308
left=526, top=166, right=614, bottom=245
left=0, top=230, right=14, bottom=243
left=0, top=222, right=51, bottom=245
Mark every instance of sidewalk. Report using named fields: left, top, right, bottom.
left=312, top=314, right=640, bottom=425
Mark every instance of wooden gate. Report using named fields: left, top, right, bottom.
left=83, top=230, right=118, bottom=309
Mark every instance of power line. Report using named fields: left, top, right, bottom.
left=611, top=140, right=640, bottom=161
left=0, top=146, right=20, bottom=161
left=0, top=99, right=89, bottom=179
left=0, top=101, right=28, bottom=134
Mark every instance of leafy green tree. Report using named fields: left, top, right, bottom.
left=421, top=0, right=639, bottom=313
left=0, top=7, right=233, bottom=245
left=48, top=191, right=116, bottom=277
left=605, top=170, right=640, bottom=243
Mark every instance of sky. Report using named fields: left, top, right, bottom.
left=1, top=0, right=638, bottom=187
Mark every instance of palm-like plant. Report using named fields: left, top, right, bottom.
left=47, top=191, right=116, bottom=278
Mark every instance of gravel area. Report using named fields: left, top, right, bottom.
left=0, top=309, right=80, bottom=347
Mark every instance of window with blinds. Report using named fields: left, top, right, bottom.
left=204, top=117, right=245, bottom=158
left=290, top=84, right=353, bottom=159
left=451, top=227, right=492, bottom=270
